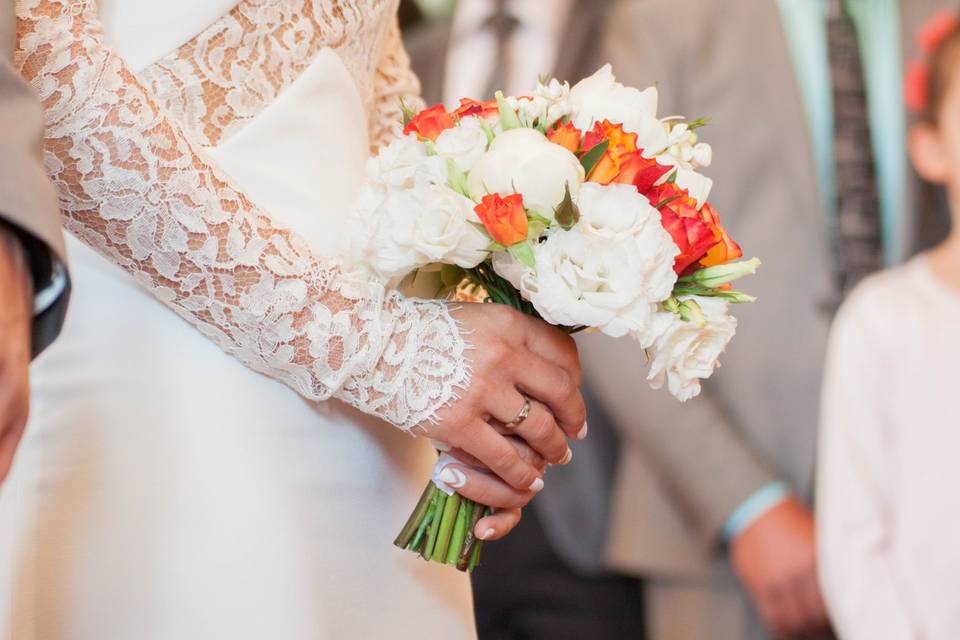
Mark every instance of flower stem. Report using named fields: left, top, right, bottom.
left=445, top=499, right=473, bottom=565
left=431, top=492, right=462, bottom=562
left=393, top=482, right=436, bottom=549
left=423, top=490, right=447, bottom=560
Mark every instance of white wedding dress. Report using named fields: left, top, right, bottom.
left=0, top=1, right=476, bottom=638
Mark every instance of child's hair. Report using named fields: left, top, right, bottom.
left=906, top=9, right=960, bottom=125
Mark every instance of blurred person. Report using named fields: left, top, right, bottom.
left=0, top=1, right=588, bottom=638
left=0, top=0, right=68, bottom=483
left=818, top=10, right=960, bottom=638
left=405, top=2, right=646, bottom=638
left=575, top=0, right=953, bottom=638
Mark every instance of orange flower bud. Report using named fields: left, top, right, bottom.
left=474, top=193, right=528, bottom=247
left=547, top=121, right=583, bottom=153
left=403, top=104, right=455, bottom=141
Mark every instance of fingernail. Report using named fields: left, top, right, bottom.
left=529, top=477, right=544, bottom=492
left=560, top=448, right=573, bottom=465
left=437, top=467, right=467, bottom=489
left=478, top=527, right=496, bottom=540
left=577, top=422, right=589, bottom=440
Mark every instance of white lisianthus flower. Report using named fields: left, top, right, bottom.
left=344, top=182, right=488, bottom=281
left=468, top=128, right=584, bottom=220
left=435, top=115, right=489, bottom=174
left=367, top=133, right=448, bottom=189
left=569, top=65, right=668, bottom=152
left=492, top=183, right=678, bottom=341
left=654, top=122, right=714, bottom=207
left=645, top=296, right=737, bottom=401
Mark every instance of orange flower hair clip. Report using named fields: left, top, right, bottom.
left=905, top=9, right=960, bottom=115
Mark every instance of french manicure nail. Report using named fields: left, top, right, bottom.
left=479, top=528, right=496, bottom=540
left=560, top=448, right=573, bottom=465
left=437, top=467, right=467, bottom=489
left=529, top=477, right=545, bottom=492
left=577, top=422, right=589, bottom=440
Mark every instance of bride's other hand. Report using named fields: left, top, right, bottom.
left=426, top=303, right=585, bottom=491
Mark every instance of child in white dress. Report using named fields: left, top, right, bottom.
left=817, top=11, right=960, bottom=639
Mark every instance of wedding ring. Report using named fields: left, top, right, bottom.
left=504, top=397, right=531, bottom=429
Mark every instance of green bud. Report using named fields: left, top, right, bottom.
left=679, top=257, right=761, bottom=288
left=678, top=299, right=706, bottom=328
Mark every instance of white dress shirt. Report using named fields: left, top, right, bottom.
left=817, top=256, right=960, bottom=639
left=442, top=0, right=575, bottom=107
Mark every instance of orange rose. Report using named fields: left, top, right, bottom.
left=648, top=183, right=741, bottom=274
left=547, top=121, right=583, bottom=153
left=474, top=193, right=528, bottom=247
left=454, top=97, right=499, bottom=120
left=613, top=152, right=672, bottom=195
left=403, top=104, right=455, bottom=141
left=582, top=121, right=639, bottom=184
left=699, top=203, right=743, bottom=267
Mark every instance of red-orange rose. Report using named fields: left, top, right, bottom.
left=403, top=104, right=455, bottom=141
left=648, top=183, right=741, bottom=274
left=454, top=97, right=499, bottom=120
left=613, top=152, right=672, bottom=195
left=699, top=202, right=743, bottom=267
left=582, top=120, right=640, bottom=184
left=474, top=193, right=528, bottom=247
left=547, top=121, right=583, bottom=153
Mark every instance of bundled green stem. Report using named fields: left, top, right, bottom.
left=394, top=483, right=492, bottom=573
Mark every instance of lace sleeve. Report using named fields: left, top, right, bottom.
left=16, top=0, right=470, bottom=431
left=368, top=12, right=425, bottom=153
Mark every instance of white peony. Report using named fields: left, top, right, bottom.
left=467, top=128, right=585, bottom=220
left=435, top=116, right=489, bottom=174
left=344, top=182, right=489, bottom=281
left=367, top=133, right=448, bottom=190
left=492, top=183, right=678, bottom=341
left=645, top=296, right=737, bottom=401
left=569, top=65, right=669, bottom=152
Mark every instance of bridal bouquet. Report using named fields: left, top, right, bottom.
left=344, top=65, right=759, bottom=571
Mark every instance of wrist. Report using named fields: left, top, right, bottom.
left=723, top=481, right=792, bottom=544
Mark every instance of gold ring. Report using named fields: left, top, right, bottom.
left=505, top=397, right=531, bottom=429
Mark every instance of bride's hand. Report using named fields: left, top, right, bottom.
left=441, top=436, right=546, bottom=540
left=426, top=303, right=586, bottom=491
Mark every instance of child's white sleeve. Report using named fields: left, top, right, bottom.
left=816, top=295, right=922, bottom=640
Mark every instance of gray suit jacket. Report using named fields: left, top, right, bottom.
left=588, top=0, right=952, bottom=586
left=0, top=2, right=68, bottom=356
left=404, top=0, right=622, bottom=575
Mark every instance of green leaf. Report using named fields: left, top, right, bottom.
left=652, top=194, right=683, bottom=209
left=509, top=241, right=536, bottom=269
left=527, top=212, right=552, bottom=227
left=666, top=170, right=678, bottom=184
left=527, top=218, right=548, bottom=241
left=486, top=240, right=507, bottom=252
left=400, top=98, right=416, bottom=127
left=478, top=119, right=496, bottom=146
left=687, top=117, right=710, bottom=130
left=579, top=139, right=609, bottom=176
left=553, top=182, right=580, bottom=230
left=496, top=91, right=522, bottom=131
left=445, top=158, right=470, bottom=197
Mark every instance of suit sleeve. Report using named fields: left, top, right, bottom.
left=0, top=0, right=68, bottom=356
left=588, top=2, right=784, bottom=547
left=816, top=295, right=922, bottom=639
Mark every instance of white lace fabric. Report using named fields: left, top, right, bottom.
left=15, top=0, right=469, bottom=431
